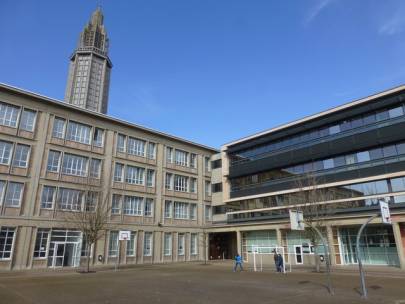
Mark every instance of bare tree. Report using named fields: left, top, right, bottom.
left=200, top=228, right=209, bottom=265
left=61, top=187, right=111, bottom=273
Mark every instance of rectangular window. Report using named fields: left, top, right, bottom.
left=147, top=142, right=156, bottom=159
left=389, top=106, right=404, bottom=118
left=205, top=181, right=211, bottom=197
left=57, top=188, right=83, bottom=211
left=108, top=231, right=119, bottom=257
left=174, top=201, right=189, bottom=219
left=0, top=141, right=12, bottom=165
left=117, top=134, right=126, bottom=153
left=127, top=137, right=146, bottom=157
left=189, top=204, right=197, bottom=220
left=211, top=159, right=222, bottom=169
left=204, top=157, right=211, bottom=172
left=174, top=175, right=188, bottom=192
left=114, top=163, right=124, bottom=182
left=190, top=178, right=197, bottom=193
left=89, top=159, right=101, bottom=178
left=178, top=234, right=185, bottom=256
left=0, top=227, right=15, bottom=260
left=163, top=233, right=172, bottom=256
left=190, top=233, right=198, bottom=255
left=5, top=182, right=23, bottom=207
left=52, top=117, right=66, bottom=138
left=391, top=177, right=405, bottom=192
left=33, top=229, right=49, bottom=258
left=166, top=147, right=173, bottom=163
left=93, top=128, right=104, bottom=147
left=205, top=205, right=212, bottom=221
left=212, top=182, right=223, bottom=193
left=62, top=153, right=88, bottom=176
left=143, top=232, right=153, bottom=256
left=144, top=198, right=153, bottom=217
left=123, top=195, right=143, bottom=216
left=164, top=200, right=172, bottom=218
left=40, top=186, right=55, bottom=209
left=85, top=191, right=98, bottom=211
left=125, top=166, right=145, bottom=185
left=126, top=232, right=136, bottom=256
left=323, top=158, right=334, bottom=169
left=19, top=109, right=36, bottom=131
left=0, top=102, right=19, bottom=128
left=0, top=181, right=5, bottom=206
left=357, top=151, right=370, bottom=162
left=175, top=149, right=188, bottom=166
left=190, top=153, right=197, bottom=168
left=329, top=124, right=340, bottom=135
left=12, top=144, right=30, bottom=168
left=47, top=150, right=61, bottom=172
left=165, top=173, right=173, bottom=190
left=146, top=169, right=155, bottom=187
left=66, top=121, right=91, bottom=144
left=111, top=194, right=121, bottom=215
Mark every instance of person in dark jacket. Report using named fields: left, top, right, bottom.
left=233, top=253, right=243, bottom=272
left=277, top=253, right=284, bottom=273
left=273, top=250, right=279, bottom=272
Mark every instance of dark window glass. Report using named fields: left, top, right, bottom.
left=333, top=156, right=346, bottom=167
left=351, top=117, right=363, bottom=129
left=369, top=148, right=383, bottom=160
left=319, top=127, right=329, bottom=137
left=376, top=110, right=389, bottom=121
left=397, top=143, right=405, bottom=155
left=340, top=121, right=351, bottom=132
left=294, top=165, right=304, bottom=174
left=303, top=162, right=313, bottom=173
left=313, top=160, right=324, bottom=171
left=329, top=125, right=340, bottom=135
left=357, top=151, right=370, bottom=162
left=375, top=180, right=388, bottom=193
left=363, top=114, right=376, bottom=125
left=309, top=130, right=319, bottom=140
left=391, top=177, right=405, bottom=192
left=388, top=106, right=404, bottom=118
left=383, top=145, right=397, bottom=158
left=211, top=159, right=222, bottom=169
left=345, top=154, right=357, bottom=165
left=323, top=159, right=334, bottom=169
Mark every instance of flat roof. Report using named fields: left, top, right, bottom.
left=222, top=84, right=405, bottom=150
left=0, top=82, right=218, bottom=153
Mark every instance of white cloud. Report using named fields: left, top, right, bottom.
left=379, top=5, right=405, bottom=35
left=304, top=0, right=335, bottom=26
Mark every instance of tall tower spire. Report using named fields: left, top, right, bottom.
left=64, top=7, right=112, bottom=114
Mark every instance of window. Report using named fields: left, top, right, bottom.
left=164, top=200, right=172, bottom=218
left=190, top=178, right=197, bottom=193
left=146, top=169, right=155, bottom=187
left=127, top=137, right=146, bottom=157
left=93, top=128, right=104, bottom=147
left=144, top=198, right=153, bottom=217
left=19, top=109, right=36, bottom=131
left=357, top=151, right=370, bottom=162
left=205, top=205, right=212, bottom=221
left=190, top=153, right=197, bottom=168
left=211, top=159, right=222, bottom=169
left=376, top=110, right=389, bottom=121
left=383, top=145, right=397, bottom=158
left=40, top=186, right=55, bottom=209
left=190, top=233, right=198, bottom=255
left=175, top=149, right=188, bottom=166
left=0, top=141, right=12, bottom=165
left=89, top=159, right=101, bottom=178
left=57, top=188, right=83, bottom=211
left=178, top=234, right=185, bottom=256
left=189, top=204, right=197, bottom=220
left=204, top=157, right=211, bottom=172
left=174, top=202, right=189, bottom=219
left=391, top=177, right=405, bottom=192
left=123, top=196, right=143, bottom=216
left=66, top=121, right=91, bottom=144
left=125, top=166, right=145, bottom=185
left=329, top=124, right=340, bottom=135
left=108, top=231, right=119, bottom=257
left=174, top=175, right=188, bottom=192
left=117, top=134, right=126, bottom=153
left=333, top=156, right=345, bottom=167
left=205, top=181, right=211, bottom=197
left=147, top=142, right=156, bottom=159
left=389, top=106, right=404, bottom=118
left=114, top=163, right=124, bottom=182
left=323, top=158, right=334, bottom=170
left=212, top=183, right=222, bottom=193
left=111, top=194, right=121, bottom=214
left=33, top=229, right=49, bottom=258
left=5, top=182, right=23, bottom=207
left=164, top=233, right=172, bottom=256
left=62, top=153, right=88, bottom=176
left=0, top=181, right=5, bottom=205
left=143, top=232, right=153, bottom=256
left=47, top=150, right=61, bottom=172
left=166, top=147, right=173, bottom=163
left=0, top=102, right=20, bottom=128
left=0, top=227, right=15, bottom=260
left=165, top=173, right=173, bottom=190
left=126, top=232, right=136, bottom=256
left=369, top=148, right=383, bottom=160
left=52, top=117, right=66, bottom=138
left=345, top=154, right=357, bottom=165
left=85, top=192, right=98, bottom=211
left=12, top=144, right=30, bottom=167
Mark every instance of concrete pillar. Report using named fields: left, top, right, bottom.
left=276, top=228, right=282, bottom=246
left=326, top=226, right=336, bottom=266
left=392, top=222, right=405, bottom=269
left=236, top=230, right=242, bottom=255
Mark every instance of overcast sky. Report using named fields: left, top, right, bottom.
left=1, top=0, right=405, bottom=148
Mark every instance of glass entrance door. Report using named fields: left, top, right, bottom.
left=51, top=242, right=81, bottom=268
left=294, top=245, right=303, bottom=264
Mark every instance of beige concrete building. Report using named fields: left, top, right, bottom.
left=0, top=83, right=217, bottom=270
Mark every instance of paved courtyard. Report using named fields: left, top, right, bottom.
left=0, top=262, right=404, bottom=304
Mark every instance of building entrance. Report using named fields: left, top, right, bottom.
left=209, top=232, right=237, bottom=260
left=47, top=230, right=82, bottom=268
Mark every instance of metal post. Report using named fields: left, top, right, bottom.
left=311, top=225, right=334, bottom=296
left=356, top=214, right=379, bottom=299
left=115, top=240, right=120, bottom=272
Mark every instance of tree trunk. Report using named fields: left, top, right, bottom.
left=86, top=242, right=91, bottom=273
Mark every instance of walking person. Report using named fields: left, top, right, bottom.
left=277, top=253, right=284, bottom=273
left=273, top=250, right=280, bottom=272
left=233, top=253, right=244, bottom=272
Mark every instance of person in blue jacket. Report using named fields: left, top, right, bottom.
left=233, top=253, right=243, bottom=272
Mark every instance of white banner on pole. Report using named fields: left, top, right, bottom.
left=379, top=201, right=392, bottom=224
left=289, top=210, right=304, bottom=230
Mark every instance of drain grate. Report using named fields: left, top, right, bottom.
left=369, top=285, right=382, bottom=290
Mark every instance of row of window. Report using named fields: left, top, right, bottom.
left=0, top=181, right=24, bottom=207
left=231, top=140, right=405, bottom=191
left=111, top=194, right=154, bottom=216
left=165, top=173, right=198, bottom=193
left=0, top=140, right=30, bottom=168
left=52, top=117, right=104, bottom=147
left=164, top=200, right=212, bottom=221
left=166, top=146, right=211, bottom=173
left=117, top=134, right=156, bottom=159
left=113, top=163, right=155, bottom=187
left=47, top=150, right=101, bottom=178
left=231, top=103, right=405, bottom=164
left=40, top=186, right=98, bottom=211
left=0, top=101, right=36, bottom=132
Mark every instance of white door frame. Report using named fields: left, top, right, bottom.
left=52, top=241, right=80, bottom=268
